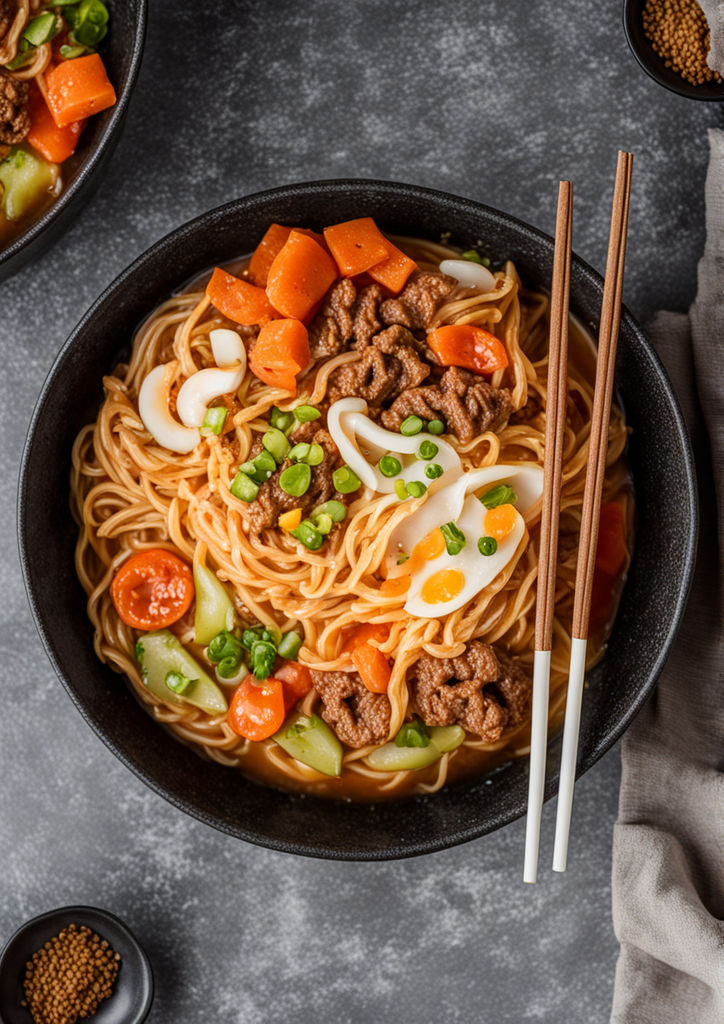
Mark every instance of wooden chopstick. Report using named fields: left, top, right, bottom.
left=552, top=151, right=633, bottom=873
left=523, top=180, right=572, bottom=884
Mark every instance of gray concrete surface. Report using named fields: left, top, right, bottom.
left=1, top=2, right=718, bottom=1021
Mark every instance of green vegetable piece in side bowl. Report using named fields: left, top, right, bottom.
left=193, top=554, right=236, bottom=645
left=136, top=630, right=227, bottom=714
left=273, top=712, right=343, bottom=777
left=0, top=148, right=55, bottom=222
left=365, top=724, right=465, bottom=771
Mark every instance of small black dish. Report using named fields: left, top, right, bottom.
left=0, top=0, right=147, bottom=281
left=18, top=179, right=697, bottom=860
left=623, top=0, right=724, bottom=100
left=0, top=905, right=153, bottom=1024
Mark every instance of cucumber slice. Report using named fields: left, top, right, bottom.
left=273, top=712, right=342, bottom=777
left=0, top=148, right=55, bottom=222
left=136, top=630, right=227, bottom=715
left=193, top=555, right=236, bottom=645
left=366, top=723, right=466, bottom=772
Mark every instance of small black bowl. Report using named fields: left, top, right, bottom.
left=623, top=0, right=724, bottom=100
left=0, top=0, right=147, bottom=281
left=0, top=906, right=153, bottom=1023
left=17, top=179, right=697, bottom=860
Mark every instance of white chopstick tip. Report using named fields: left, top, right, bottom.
left=523, top=649, right=552, bottom=884
left=552, top=636, right=589, bottom=872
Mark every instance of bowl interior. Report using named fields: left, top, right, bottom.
left=0, top=906, right=153, bottom=1024
left=623, top=0, right=724, bottom=100
left=18, top=180, right=696, bottom=860
left=0, top=0, right=147, bottom=276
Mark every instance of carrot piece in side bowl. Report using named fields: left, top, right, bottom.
left=266, top=231, right=338, bottom=321
left=324, top=216, right=390, bottom=277
left=428, top=324, right=509, bottom=376
left=206, top=267, right=277, bottom=325
left=249, top=318, right=310, bottom=393
left=27, top=83, right=85, bottom=164
left=45, top=53, right=116, bottom=128
left=367, top=241, right=417, bottom=293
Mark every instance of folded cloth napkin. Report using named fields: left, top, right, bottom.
left=610, top=129, right=724, bottom=1023
left=700, top=0, right=724, bottom=73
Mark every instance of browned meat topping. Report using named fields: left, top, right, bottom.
left=381, top=365, right=512, bottom=443
left=327, top=325, right=430, bottom=406
left=238, top=428, right=346, bottom=533
left=351, top=283, right=383, bottom=350
left=379, top=270, right=456, bottom=330
left=308, top=278, right=356, bottom=359
left=311, top=669, right=391, bottom=748
left=411, top=641, right=531, bottom=742
left=0, top=68, right=30, bottom=146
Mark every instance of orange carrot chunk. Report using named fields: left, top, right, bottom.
left=324, top=217, right=391, bottom=277
left=248, top=224, right=292, bottom=286
left=274, top=661, right=313, bottom=711
left=351, top=642, right=392, bottom=694
left=428, top=324, right=509, bottom=376
left=45, top=53, right=116, bottom=128
left=341, top=622, right=390, bottom=654
left=227, top=677, right=286, bottom=741
left=367, top=242, right=417, bottom=293
left=249, top=318, right=310, bottom=393
left=27, top=84, right=85, bottom=163
left=266, top=231, right=338, bottom=321
left=206, top=267, right=277, bottom=325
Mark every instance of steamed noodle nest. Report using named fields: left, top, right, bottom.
left=70, top=237, right=630, bottom=800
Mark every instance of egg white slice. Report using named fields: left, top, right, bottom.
left=404, top=494, right=525, bottom=619
left=385, top=462, right=543, bottom=576
left=327, top=397, right=462, bottom=494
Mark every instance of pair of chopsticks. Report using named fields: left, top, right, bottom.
left=524, top=151, right=633, bottom=883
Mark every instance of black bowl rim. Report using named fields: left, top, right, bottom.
left=622, top=0, right=724, bottom=101
left=0, top=0, right=148, bottom=269
left=17, top=178, right=698, bottom=859
left=0, top=904, right=154, bottom=1023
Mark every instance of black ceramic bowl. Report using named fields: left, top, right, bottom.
left=623, top=0, right=724, bottom=100
left=0, top=905, right=153, bottom=1023
left=0, top=0, right=147, bottom=281
left=18, top=180, right=696, bottom=860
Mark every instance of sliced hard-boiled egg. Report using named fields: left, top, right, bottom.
left=138, top=364, right=200, bottom=453
left=403, top=492, right=525, bottom=619
left=439, top=258, right=496, bottom=292
left=176, top=364, right=245, bottom=428
left=327, top=397, right=462, bottom=494
left=385, top=462, right=544, bottom=577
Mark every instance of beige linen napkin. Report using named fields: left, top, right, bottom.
left=610, top=129, right=724, bottom=1023
left=700, top=0, right=724, bottom=73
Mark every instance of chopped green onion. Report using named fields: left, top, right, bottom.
left=4, top=44, right=33, bottom=70
left=241, top=628, right=263, bottom=651
left=279, top=462, right=311, bottom=496
left=240, top=450, right=276, bottom=484
left=59, top=44, right=89, bottom=59
left=396, top=553, right=410, bottom=565
left=288, top=442, right=311, bottom=463
left=270, top=406, right=295, bottom=432
left=208, top=630, right=243, bottom=664
left=200, top=406, right=228, bottom=436
left=165, top=669, right=196, bottom=695
left=406, top=480, right=427, bottom=498
left=394, top=480, right=407, bottom=501
left=417, top=440, right=438, bottom=461
left=294, top=404, right=321, bottom=422
left=290, top=519, right=324, bottom=550
left=230, top=471, right=259, bottom=503
left=332, top=465, right=361, bottom=494
left=67, top=0, right=109, bottom=49
left=134, top=639, right=145, bottom=661
left=278, top=630, right=303, bottom=660
left=262, top=427, right=291, bottom=464
left=441, top=522, right=466, bottom=556
left=461, top=249, right=482, bottom=263
left=217, top=656, right=246, bottom=680
left=427, top=419, right=445, bottom=435
left=395, top=718, right=430, bottom=748
left=481, top=256, right=492, bottom=268
left=400, top=415, right=424, bottom=436
left=23, top=12, right=57, bottom=46
left=478, top=536, right=498, bottom=556
left=315, top=513, right=333, bottom=535
left=379, top=454, right=402, bottom=477
left=306, top=443, right=324, bottom=466
left=479, top=483, right=517, bottom=509
left=251, top=640, right=277, bottom=680
left=425, top=463, right=444, bottom=480
left=311, top=500, right=347, bottom=523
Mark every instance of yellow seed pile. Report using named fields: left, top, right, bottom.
left=643, top=0, right=722, bottom=85
left=21, top=924, right=120, bottom=1024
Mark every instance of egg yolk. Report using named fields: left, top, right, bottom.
left=412, top=528, right=446, bottom=562
left=420, top=569, right=466, bottom=605
left=380, top=575, right=411, bottom=597
left=484, top=503, right=517, bottom=541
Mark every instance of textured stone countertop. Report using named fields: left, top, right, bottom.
left=1, top=2, right=720, bottom=1021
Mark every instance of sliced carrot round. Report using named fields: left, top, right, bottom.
left=110, top=549, right=194, bottom=630
left=227, top=677, right=286, bottom=741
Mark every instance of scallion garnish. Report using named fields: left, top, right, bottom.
left=294, top=405, right=321, bottom=422
left=479, top=483, right=517, bottom=509
left=417, top=440, right=438, bottom=461
left=478, top=536, right=498, bottom=556
left=165, top=669, right=196, bottom=695
left=425, top=463, right=444, bottom=480
left=395, top=718, right=430, bottom=748
left=406, top=480, right=427, bottom=498
left=262, top=427, right=291, bottom=464
left=230, top=471, right=259, bottom=503
left=311, top=499, right=347, bottom=523
left=332, top=465, right=361, bottom=494
left=278, top=631, right=303, bottom=660
left=200, top=406, right=228, bottom=436
left=379, top=454, right=402, bottom=477
left=270, top=406, right=295, bottom=433
left=427, top=419, right=445, bottom=435
left=441, top=522, right=466, bottom=556
left=394, top=480, right=407, bottom=501
left=400, top=415, right=424, bottom=436
left=290, top=519, right=324, bottom=550
left=250, top=640, right=277, bottom=680
left=279, top=463, right=311, bottom=497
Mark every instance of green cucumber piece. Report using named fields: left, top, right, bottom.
left=193, top=555, right=236, bottom=645
left=273, top=712, right=342, bottom=777
left=136, top=630, right=227, bottom=714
